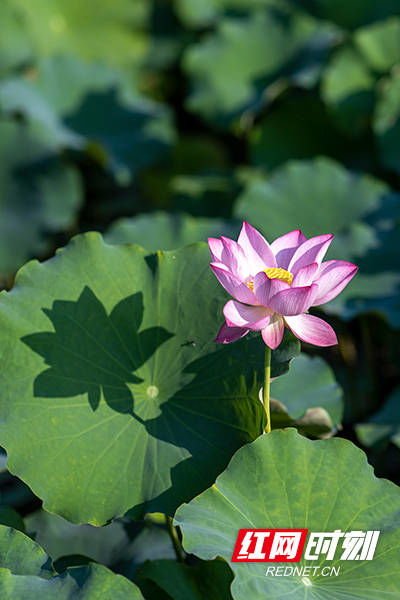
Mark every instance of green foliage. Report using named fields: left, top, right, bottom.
left=356, top=387, right=400, bottom=449
left=0, top=525, right=144, bottom=599
left=137, top=559, right=233, bottom=600
left=183, top=8, right=335, bottom=124
left=25, top=509, right=129, bottom=565
left=0, top=3, right=31, bottom=75
left=271, top=354, right=343, bottom=436
left=0, top=234, right=301, bottom=525
left=249, top=95, right=349, bottom=169
left=31, top=55, right=119, bottom=116
left=235, top=157, right=400, bottom=325
left=175, top=0, right=276, bottom=28
left=0, top=119, right=82, bottom=276
left=355, top=17, right=400, bottom=73
left=0, top=1, right=400, bottom=597
left=293, top=0, right=400, bottom=30
left=65, top=89, right=175, bottom=181
left=235, top=157, right=386, bottom=257
left=0, top=508, right=25, bottom=533
left=7, top=0, right=149, bottom=66
left=176, top=429, right=400, bottom=599
left=105, top=211, right=240, bottom=250
left=374, top=71, right=400, bottom=174
left=321, top=47, right=375, bottom=134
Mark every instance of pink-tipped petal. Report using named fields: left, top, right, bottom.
left=261, top=314, right=284, bottom=349
left=292, top=262, right=319, bottom=287
left=268, top=284, right=318, bottom=316
left=313, top=260, right=359, bottom=305
left=285, top=314, right=338, bottom=346
left=253, top=271, right=289, bottom=306
left=270, top=229, right=307, bottom=269
left=210, top=264, right=257, bottom=305
left=223, top=300, right=270, bottom=330
left=208, top=237, right=224, bottom=262
left=289, top=234, right=334, bottom=274
left=238, top=221, right=277, bottom=271
left=220, top=236, right=250, bottom=280
left=214, top=322, right=249, bottom=344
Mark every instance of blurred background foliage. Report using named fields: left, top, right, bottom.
left=0, top=0, right=399, bottom=590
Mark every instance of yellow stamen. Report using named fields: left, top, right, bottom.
left=246, top=267, right=293, bottom=292
left=246, top=280, right=254, bottom=291
left=263, top=267, right=293, bottom=285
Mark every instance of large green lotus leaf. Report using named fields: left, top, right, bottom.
left=183, top=10, right=331, bottom=124
left=105, top=212, right=240, bottom=250
left=354, top=17, right=400, bottom=73
left=321, top=47, right=375, bottom=135
left=9, top=0, right=149, bottom=67
left=0, top=525, right=144, bottom=599
left=0, top=119, right=82, bottom=277
left=271, top=354, right=343, bottom=437
left=356, top=387, right=400, bottom=450
left=175, top=429, right=400, bottom=599
left=137, top=558, right=233, bottom=600
left=0, top=235, right=301, bottom=525
left=293, top=0, right=400, bottom=30
left=65, top=89, right=175, bottom=181
left=374, top=70, right=400, bottom=174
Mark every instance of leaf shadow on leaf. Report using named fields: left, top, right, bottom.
left=21, top=286, right=173, bottom=420
left=20, top=286, right=278, bottom=518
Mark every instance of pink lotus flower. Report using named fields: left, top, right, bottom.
left=208, top=222, right=358, bottom=349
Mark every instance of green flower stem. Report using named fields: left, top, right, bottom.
left=263, top=345, right=271, bottom=433
left=166, top=515, right=184, bottom=562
